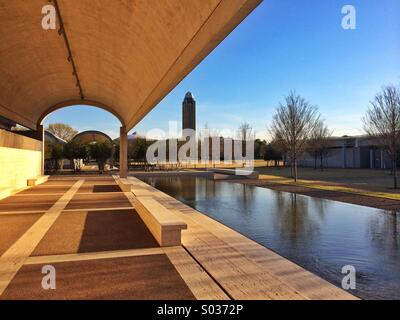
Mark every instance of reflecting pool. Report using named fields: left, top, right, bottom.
left=140, top=175, right=400, bottom=300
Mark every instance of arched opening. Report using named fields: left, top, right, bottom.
left=41, top=104, right=128, bottom=177
left=71, top=130, right=116, bottom=173
left=38, top=100, right=125, bottom=127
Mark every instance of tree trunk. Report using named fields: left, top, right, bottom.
left=394, top=158, right=398, bottom=189
left=70, top=158, right=76, bottom=173
left=290, top=161, right=294, bottom=179
left=320, top=154, right=324, bottom=171
left=314, top=151, right=317, bottom=170
left=294, top=156, right=298, bottom=182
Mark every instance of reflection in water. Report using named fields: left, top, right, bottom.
left=141, top=176, right=400, bottom=300
left=368, top=212, right=399, bottom=253
left=272, top=193, right=321, bottom=250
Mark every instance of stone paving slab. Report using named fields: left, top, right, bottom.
left=32, top=209, right=159, bottom=256
left=0, top=254, right=195, bottom=300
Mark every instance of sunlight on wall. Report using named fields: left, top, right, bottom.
left=0, top=129, right=42, bottom=191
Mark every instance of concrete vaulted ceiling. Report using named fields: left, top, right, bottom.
left=71, top=130, right=113, bottom=144
left=0, top=0, right=260, bottom=131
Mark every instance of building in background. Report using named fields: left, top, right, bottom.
left=45, top=131, right=67, bottom=145
left=182, top=92, right=196, bottom=133
left=298, top=135, right=393, bottom=169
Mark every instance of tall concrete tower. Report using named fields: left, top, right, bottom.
left=182, top=92, right=196, bottom=132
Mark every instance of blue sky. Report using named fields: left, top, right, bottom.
left=45, top=0, right=400, bottom=140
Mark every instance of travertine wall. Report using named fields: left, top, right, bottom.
left=0, top=129, right=42, bottom=190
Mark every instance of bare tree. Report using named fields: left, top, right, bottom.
left=363, top=85, right=400, bottom=189
left=47, top=123, right=78, bottom=142
left=237, top=122, right=253, bottom=140
left=307, top=119, right=333, bottom=171
left=264, top=139, right=283, bottom=167
left=269, top=135, right=288, bottom=167
left=270, top=91, right=319, bottom=181
left=237, top=122, right=253, bottom=167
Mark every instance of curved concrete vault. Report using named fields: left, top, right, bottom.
left=71, top=130, right=113, bottom=145
left=0, top=0, right=260, bottom=131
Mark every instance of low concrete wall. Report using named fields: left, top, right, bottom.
left=0, top=129, right=42, bottom=190
left=207, top=168, right=259, bottom=179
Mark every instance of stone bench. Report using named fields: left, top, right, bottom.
left=116, top=177, right=154, bottom=196
left=135, top=196, right=187, bottom=246
left=27, top=175, right=49, bottom=186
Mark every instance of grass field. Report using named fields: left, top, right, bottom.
left=256, top=166, right=399, bottom=194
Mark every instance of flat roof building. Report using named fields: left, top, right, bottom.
left=298, top=135, right=393, bottom=169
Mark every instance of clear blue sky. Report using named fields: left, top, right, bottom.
left=45, top=0, right=400, bottom=140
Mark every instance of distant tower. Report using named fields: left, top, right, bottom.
left=182, top=92, right=196, bottom=132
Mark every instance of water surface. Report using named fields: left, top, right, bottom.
left=140, top=175, right=400, bottom=300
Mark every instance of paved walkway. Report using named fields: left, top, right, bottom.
left=0, top=175, right=357, bottom=300
left=0, top=176, right=219, bottom=299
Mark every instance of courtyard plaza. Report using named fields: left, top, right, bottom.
left=0, top=174, right=356, bottom=300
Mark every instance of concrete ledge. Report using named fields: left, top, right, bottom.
left=0, top=186, right=31, bottom=201
left=27, top=175, right=49, bottom=187
left=0, top=187, right=13, bottom=201
left=213, top=173, right=241, bottom=180
left=135, top=197, right=187, bottom=247
left=208, top=168, right=259, bottom=179
left=116, top=177, right=133, bottom=192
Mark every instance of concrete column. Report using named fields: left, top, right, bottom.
left=37, top=124, right=45, bottom=176
left=119, top=126, right=128, bottom=178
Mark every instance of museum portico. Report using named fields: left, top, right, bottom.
left=0, top=0, right=260, bottom=184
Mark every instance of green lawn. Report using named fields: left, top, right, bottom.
left=256, top=166, right=399, bottom=193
